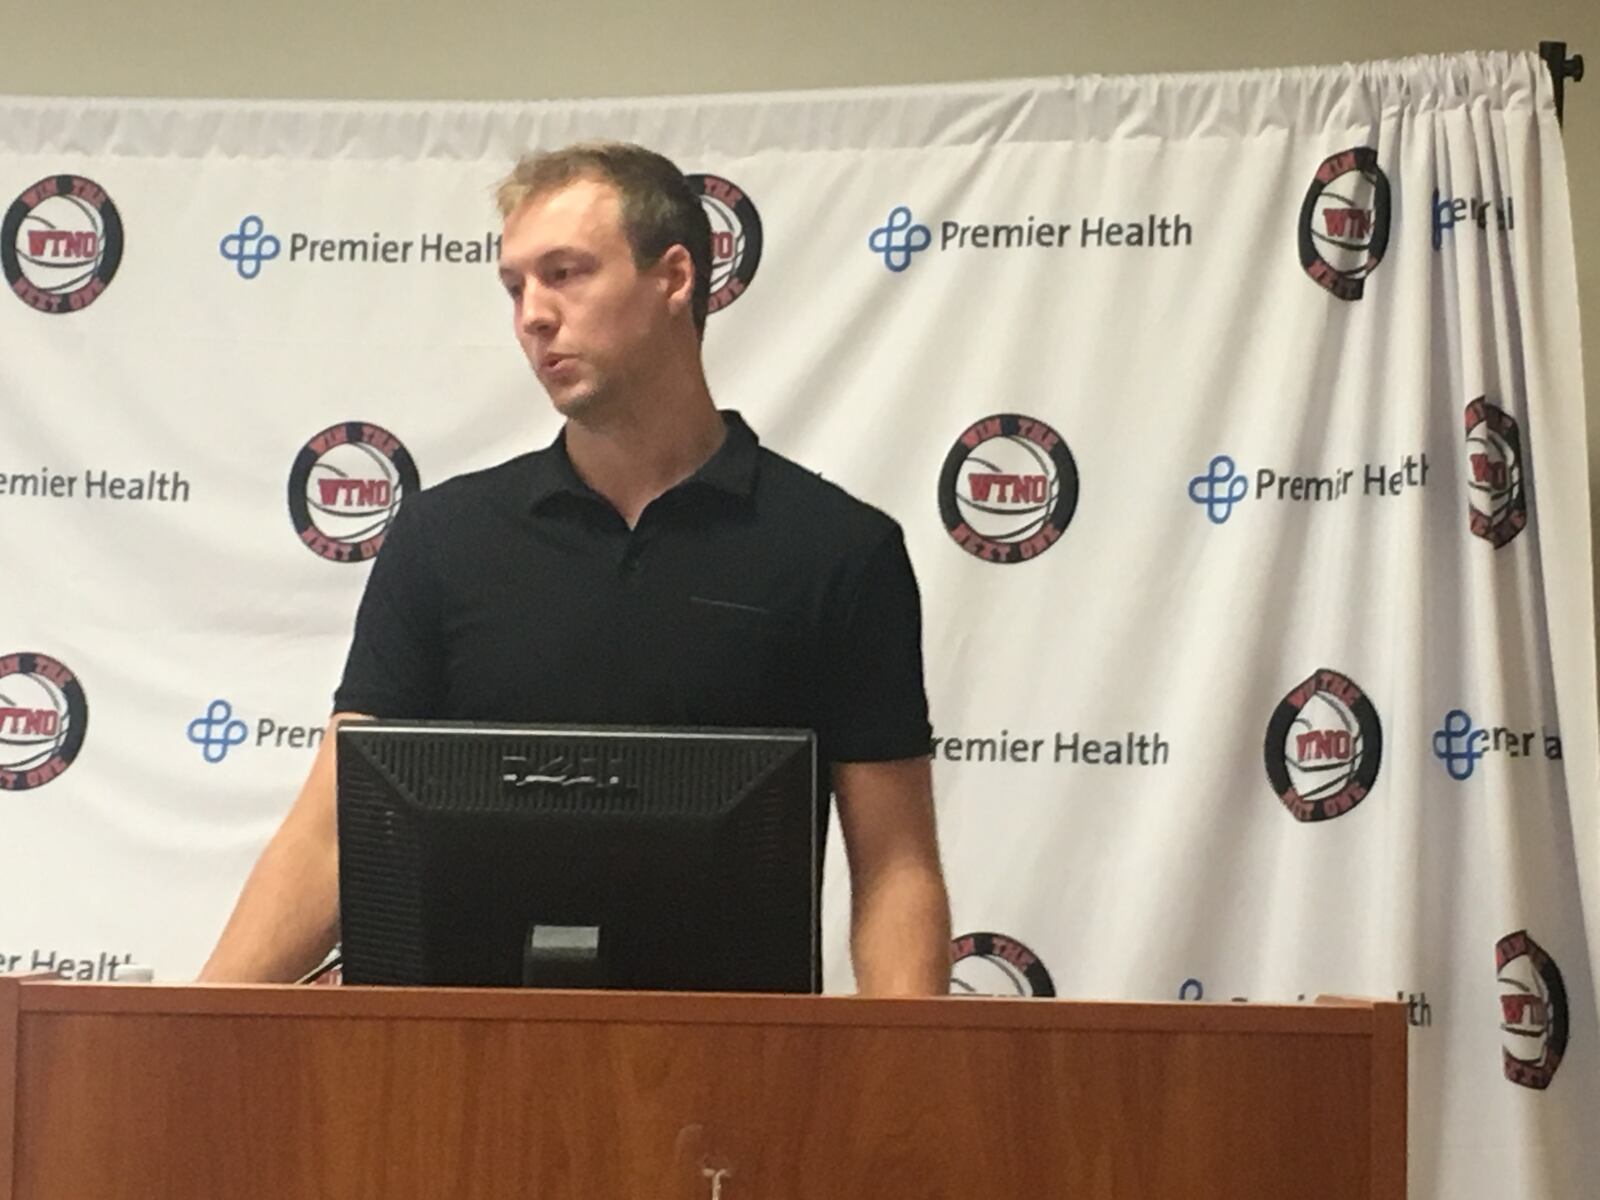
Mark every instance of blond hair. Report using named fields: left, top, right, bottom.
left=496, top=141, right=712, bottom=334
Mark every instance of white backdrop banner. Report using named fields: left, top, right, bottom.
left=1, top=50, right=1595, bottom=1200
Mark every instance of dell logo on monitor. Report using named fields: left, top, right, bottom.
left=500, top=751, right=635, bottom=795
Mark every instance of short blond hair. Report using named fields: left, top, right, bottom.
left=496, top=141, right=712, bottom=334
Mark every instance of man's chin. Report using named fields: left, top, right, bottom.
left=544, top=384, right=600, bottom=419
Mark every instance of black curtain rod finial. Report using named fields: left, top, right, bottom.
left=1538, top=40, right=1584, bottom=127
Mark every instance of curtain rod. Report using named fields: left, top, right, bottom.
left=1539, top=40, right=1585, bottom=126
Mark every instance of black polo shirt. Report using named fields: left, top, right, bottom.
left=333, top=411, right=932, bottom=799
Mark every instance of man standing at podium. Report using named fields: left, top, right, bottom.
left=199, top=142, right=951, bottom=995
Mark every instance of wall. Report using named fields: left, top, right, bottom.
left=7, top=0, right=1597, bottom=604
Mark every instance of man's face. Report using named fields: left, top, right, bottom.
left=498, top=177, right=674, bottom=419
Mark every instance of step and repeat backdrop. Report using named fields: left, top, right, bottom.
left=2, top=50, right=1597, bottom=1200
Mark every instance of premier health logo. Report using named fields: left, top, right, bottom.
left=218, top=215, right=500, bottom=280
left=1188, top=455, right=1250, bottom=524
left=870, top=201, right=1190, bottom=274
left=188, top=699, right=248, bottom=763
left=869, top=206, right=933, bottom=273
left=1431, top=708, right=1561, bottom=781
left=186, top=698, right=326, bottom=764
left=219, top=215, right=281, bottom=280
left=1187, top=451, right=1428, bottom=524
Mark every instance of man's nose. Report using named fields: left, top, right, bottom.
left=519, top=282, right=557, bottom=336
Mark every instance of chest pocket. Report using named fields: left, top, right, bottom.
left=672, top=594, right=797, bottom=727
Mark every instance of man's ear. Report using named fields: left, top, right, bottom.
left=656, top=244, right=695, bottom=319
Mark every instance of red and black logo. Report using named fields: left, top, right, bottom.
left=1299, top=148, right=1391, bottom=301
left=2, top=175, right=124, bottom=314
left=939, top=414, right=1079, bottom=564
left=950, top=931, right=1056, bottom=997
left=287, top=422, right=419, bottom=563
left=0, top=652, right=88, bottom=791
left=1264, top=669, right=1382, bottom=821
left=1496, top=929, right=1569, bottom=1089
left=687, top=174, right=762, bottom=314
left=1465, top=397, right=1529, bottom=548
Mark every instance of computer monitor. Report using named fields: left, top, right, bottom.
left=334, top=721, right=819, bottom=992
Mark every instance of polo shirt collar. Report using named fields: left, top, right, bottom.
left=527, top=409, right=760, bottom=510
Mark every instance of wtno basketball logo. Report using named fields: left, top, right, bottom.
left=1298, top=148, right=1391, bottom=301
left=950, top=932, right=1056, bottom=997
left=0, top=652, right=88, bottom=791
left=1464, top=398, right=1528, bottom=548
left=686, top=175, right=762, bottom=314
left=287, top=422, right=419, bottom=563
left=938, top=414, right=1078, bottom=564
left=1264, top=669, right=1383, bottom=822
left=2, top=175, right=123, bottom=314
left=1495, top=930, right=1569, bottom=1090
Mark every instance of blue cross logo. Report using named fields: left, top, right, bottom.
left=219, top=215, right=281, bottom=280
left=1188, top=454, right=1250, bottom=524
left=868, top=206, right=932, bottom=273
left=1432, top=709, right=1488, bottom=781
left=188, top=699, right=249, bottom=764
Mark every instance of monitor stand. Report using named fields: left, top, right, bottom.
left=523, top=924, right=606, bottom=988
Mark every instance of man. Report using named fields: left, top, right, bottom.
left=200, top=142, right=950, bottom=995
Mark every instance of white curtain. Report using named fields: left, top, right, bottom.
left=0, top=50, right=1592, bottom=1199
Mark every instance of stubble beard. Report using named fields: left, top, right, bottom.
left=546, top=371, right=611, bottom=425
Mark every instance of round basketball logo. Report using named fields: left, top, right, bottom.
left=2, top=175, right=124, bottom=314
left=939, top=414, right=1079, bottom=564
left=1264, top=668, right=1382, bottom=821
left=0, top=652, right=88, bottom=791
left=950, top=932, right=1056, bottom=997
left=687, top=174, right=762, bottom=314
left=1465, top=397, right=1529, bottom=548
left=1495, top=930, right=1569, bottom=1089
left=287, top=422, right=419, bottom=563
left=1298, top=147, right=1391, bottom=301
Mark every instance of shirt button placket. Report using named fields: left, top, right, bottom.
left=620, top=536, right=643, bottom=576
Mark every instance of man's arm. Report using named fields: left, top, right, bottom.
left=197, top=712, right=367, bottom=983
left=833, top=756, right=951, bottom=996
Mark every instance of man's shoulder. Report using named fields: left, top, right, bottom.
left=401, top=451, right=543, bottom=521
left=753, top=445, right=904, bottom=556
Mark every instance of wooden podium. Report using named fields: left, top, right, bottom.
left=0, top=977, right=1405, bottom=1199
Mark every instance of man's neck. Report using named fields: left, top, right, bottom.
left=564, top=382, right=725, bottom=529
